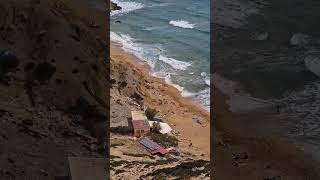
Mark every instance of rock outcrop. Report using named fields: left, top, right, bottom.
left=111, top=1, right=122, bottom=11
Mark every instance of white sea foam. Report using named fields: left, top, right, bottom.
left=169, top=20, right=195, bottom=29
left=276, top=80, right=320, bottom=160
left=111, top=0, right=144, bottom=16
left=213, top=73, right=273, bottom=112
left=159, top=55, right=191, bottom=70
left=280, top=82, right=320, bottom=133
left=150, top=71, right=211, bottom=112
left=149, top=3, right=171, bottom=8
left=151, top=72, right=208, bottom=104
left=111, top=32, right=191, bottom=71
left=201, top=72, right=207, bottom=77
left=110, top=32, right=156, bottom=68
left=205, top=78, right=210, bottom=86
left=305, top=55, right=320, bottom=77
left=163, top=74, right=210, bottom=111
left=196, top=88, right=210, bottom=111
left=110, top=32, right=141, bottom=56
left=153, top=71, right=210, bottom=111
left=162, top=73, right=185, bottom=92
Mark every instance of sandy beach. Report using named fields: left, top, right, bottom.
left=213, top=86, right=320, bottom=179
left=110, top=42, right=210, bottom=158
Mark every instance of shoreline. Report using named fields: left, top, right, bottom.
left=213, top=86, right=320, bottom=179
left=109, top=32, right=210, bottom=112
left=110, top=41, right=210, bottom=158
left=111, top=41, right=210, bottom=120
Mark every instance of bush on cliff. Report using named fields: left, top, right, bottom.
left=145, top=107, right=157, bottom=120
left=151, top=133, right=178, bottom=148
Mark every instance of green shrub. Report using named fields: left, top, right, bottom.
left=152, top=121, right=161, bottom=132
left=145, top=108, right=157, bottom=120
left=151, top=133, right=178, bottom=148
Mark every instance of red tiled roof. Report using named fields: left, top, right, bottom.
left=132, top=120, right=150, bottom=129
left=157, top=148, right=168, bottom=155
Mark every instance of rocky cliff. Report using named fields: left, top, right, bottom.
left=0, top=0, right=109, bottom=179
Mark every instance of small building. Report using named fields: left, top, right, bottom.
left=131, top=111, right=150, bottom=137
left=132, top=120, right=150, bottom=137
left=138, top=137, right=168, bottom=155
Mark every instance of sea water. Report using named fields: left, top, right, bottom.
left=110, top=0, right=210, bottom=111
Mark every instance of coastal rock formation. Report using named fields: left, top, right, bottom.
left=111, top=1, right=122, bottom=11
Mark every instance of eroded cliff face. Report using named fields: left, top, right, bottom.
left=0, top=0, right=109, bottom=179
left=0, top=0, right=109, bottom=132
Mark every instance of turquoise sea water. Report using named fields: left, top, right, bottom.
left=110, top=0, right=210, bottom=111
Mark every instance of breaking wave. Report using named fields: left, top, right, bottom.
left=158, top=55, right=191, bottom=70
left=111, top=0, right=144, bottom=16
left=169, top=20, right=195, bottom=29
left=213, top=73, right=273, bottom=112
